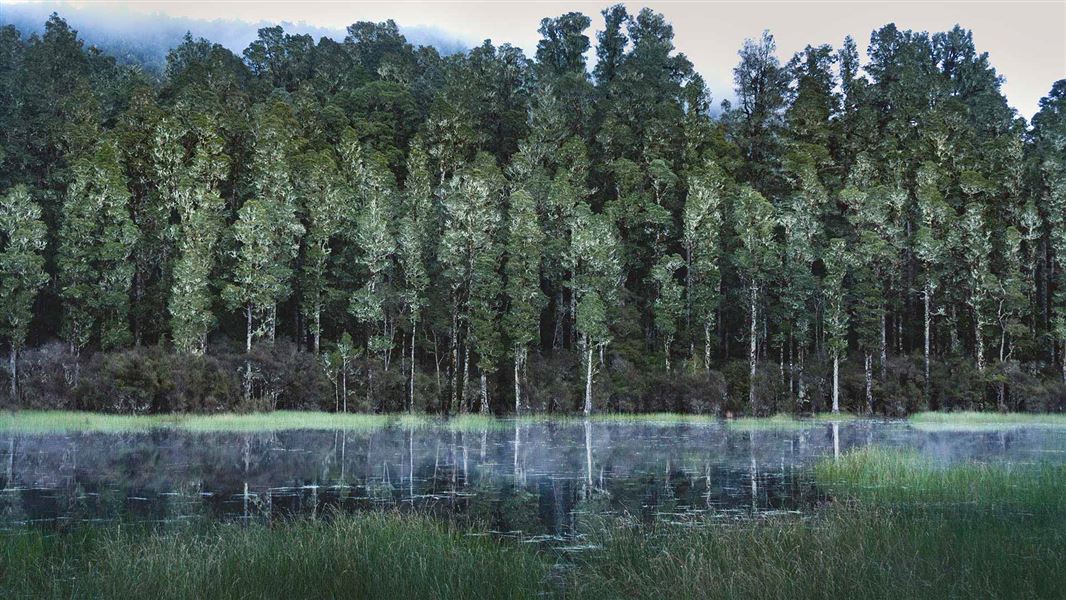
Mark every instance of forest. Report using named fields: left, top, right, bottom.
left=1, top=8, right=1065, bottom=417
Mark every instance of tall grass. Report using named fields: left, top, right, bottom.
left=0, top=513, right=549, bottom=600
left=816, top=446, right=1066, bottom=511
left=565, top=448, right=1066, bottom=599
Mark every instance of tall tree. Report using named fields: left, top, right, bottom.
left=155, top=113, right=229, bottom=355
left=915, top=162, right=953, bottom=400
left=297, top=151, right=345, bottom=355
left=571, top=204, right=622, bottom=415
left=823, top=238, right=849, bottom=414
left=396, top=144, right=435, bottom=411
left=348, top=148, right=397, bottom=410
left=58, top=140, right=139, bottom=373
left=0, top=185, right=48, bottom=399
left=504, top=188, right=545, bottom=413
left=439, top=153, right=504, bottom=413
left=732, top=186, right=777, bottom=411
left=682, top=161, right=726, bottom=369
left=222, top=104, right=304, bottom=394
left=651, top=253, right=684, bottom=372
left=727, top=30, right=789, bottom=193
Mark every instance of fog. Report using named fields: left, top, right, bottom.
left=1, top=1, right=471, bottom=72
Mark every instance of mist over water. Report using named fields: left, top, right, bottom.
left=3, top=420, right=1064, bottom=542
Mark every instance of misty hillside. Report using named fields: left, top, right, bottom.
left=0, top=2, right=470, bottom=72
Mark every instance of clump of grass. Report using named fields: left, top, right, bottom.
left=725, top=413, right=812, bottom=430
left=725, top=412, right=857, bottom=431
left=909, top=411, right=1066, bottom=431
left=0, top=512, right=549, bottom=600
left=566, top=449, right=1066, bottom=600
left=808, top=411, right=859, bottom=422
left=588, top=412, right=720, bottom=424
left=816, top=446, right=1066, bottom=513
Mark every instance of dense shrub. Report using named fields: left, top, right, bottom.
left=3, top=341, right=1065, bottom=416
left=2, top=342, right=75, bottom=409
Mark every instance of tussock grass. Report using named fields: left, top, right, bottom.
left=909, top=411, right=1066, bottom=431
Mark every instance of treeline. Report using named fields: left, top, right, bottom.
left=1, top=9, right=1064, bottom=416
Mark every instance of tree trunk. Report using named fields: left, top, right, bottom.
left=749, top=283, right=758, bottom=411
left=583, top=343, right=594, bottom=416
left=832, top=351, right=840, bottom=414
left=864, top=352, right=873, bottom=415
left=449, top=311, right=459, bottom=415
left=244, top=304, right=253, bottom=401
left=313, top=307, right=321, bottom=355
left=924, top=285, right=932, bottom=405
left=409, top=322, right=417, bottom=413
left=367, top=345, right=375, bottom=410
left=460, top=341, right=470, bottom=414
left=268, top=304, right=276, bottom=343
left=514, top=345, right=522, bottom=415
left=8, top=348, right=16, bottom=402
left=341, top=365, right=348, bottom=413
left=974, top=310, right=985, bottom=372
left=479, top=371, right=488, bottom=414
left=879, top=310, right=887, bottom=374
left=704, top=323, right=711, bottom=371
left=553, top=290, right=564, bottom=350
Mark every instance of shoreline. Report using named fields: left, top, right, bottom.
left=2, top=408, right=1064, bottom=433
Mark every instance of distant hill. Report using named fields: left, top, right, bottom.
left=1, top=1, right=471, bottom=72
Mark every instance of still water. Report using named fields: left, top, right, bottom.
left=2, top=419, right=1064, bottom=540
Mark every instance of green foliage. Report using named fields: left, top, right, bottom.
left=58, top=140, right=139, bottom=353
left=823, top=238, right=849, bottom=358
left=0, top=186, right=48, bottom=358
left=2, top=11, right=1064, bottom=414
left=504, top=188, right=546, bottom=356
left=682, top=161, right=725, bottom=367
left=651, top=253, right=684, bottom=367
left=223, top=104, right=304, bottom=349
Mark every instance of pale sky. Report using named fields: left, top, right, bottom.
left=6, top=1, right=1065, bottom=119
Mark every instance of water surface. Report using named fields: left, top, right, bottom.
left=2, top=419, right=1064, bottom=541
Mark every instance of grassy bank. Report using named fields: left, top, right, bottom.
left=0, top=410, right=410, bottom=433
left=4, top=448, right=1064, bottom=599
left=909, top=410, right=1066, bottom=430
left=0, top=409, right=877, bottom=433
